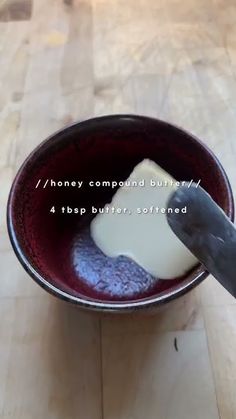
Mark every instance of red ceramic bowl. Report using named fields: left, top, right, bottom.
left=7, top=115, right=234, bottom=312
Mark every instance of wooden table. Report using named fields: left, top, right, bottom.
left=1, top=0, right=236, bottom=418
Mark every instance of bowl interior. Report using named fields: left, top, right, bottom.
left=8, top=115, right=234, bottom=308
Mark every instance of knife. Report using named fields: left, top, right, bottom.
left=167, top=184, right=236, bottom=298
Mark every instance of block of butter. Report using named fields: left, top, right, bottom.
left=90, top=159, right=197, bottom=279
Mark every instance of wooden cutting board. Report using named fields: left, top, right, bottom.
left=0, top=0, right=236, bottom=418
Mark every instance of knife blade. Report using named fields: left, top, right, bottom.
left=167, top=184, right=236, bottom=298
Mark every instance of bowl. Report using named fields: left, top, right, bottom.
left=7, top=115, right=234, bottom=312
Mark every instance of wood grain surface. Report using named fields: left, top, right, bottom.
left=0, top=0, right=236, bottom=417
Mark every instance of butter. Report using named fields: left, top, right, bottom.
left=90, top=159, right=197, bottom=279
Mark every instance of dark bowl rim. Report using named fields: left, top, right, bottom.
left=7, top=114, right=235, bottom=312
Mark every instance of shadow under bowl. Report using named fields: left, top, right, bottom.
left=7, top=115, right=234, bottom=312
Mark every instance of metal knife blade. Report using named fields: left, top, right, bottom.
left=167, top=184, right=236, bottom=298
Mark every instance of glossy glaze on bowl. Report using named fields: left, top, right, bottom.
left=7, top=115, right=234, bottom=312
